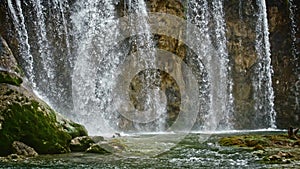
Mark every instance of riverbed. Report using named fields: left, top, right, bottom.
left=1, top=130, right=299, bottom=168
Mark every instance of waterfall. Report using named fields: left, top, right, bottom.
left=71, top=0, right=166, bottom=134
left=124, top=0, right=166, bottom=131
left=211, top=0, right=234, bottom=129
left=5, top=0, right=282, bottom=134
left=57, top=0, right=72, bottom=61
left=31, top=0, right=55, bottom=90
left=187, top=0, right=233, bottom=130
left=71, top=0, right=121, bottom=135
left=7, top=0, right=35, bottom=86
left=7, top=0, right=74, bottom=115
left=254, top=0, right=276, bottom=128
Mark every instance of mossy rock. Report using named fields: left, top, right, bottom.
left=55, top=113, right=88, bottom=139
left=219, top=136, right=245, bottom=146
left=219, top=134, right=297, bottom=148
left=86, top=143, right=111, bottom=154
left=0, top=71, right=23, bottom=86
left=0, top=84, right=87, bottom=156
left=70, top=136, right=95, bottom=152
left=0, top=35, right=87, bottom=156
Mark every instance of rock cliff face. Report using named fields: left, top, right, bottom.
left=267, top=0, right=300, bottom=128
left=143, top=0, right=299, bottom=129
left=0, top=36, right=87, bottom=156
left=0, top=0, right=299, bottom=129
left=224, top=0, right=258, bottom=129
left=224, top=0, right=299, bottom=128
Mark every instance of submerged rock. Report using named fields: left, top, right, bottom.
left=86, top=143, right=111, bottom=154
left=253, top=144, right=265, bottom=151
left=219, top=133, right=300, bottom=164
left=264, top=151, right=293, bottom=164
left=90, top=136, right=105, bottom=143
left=86, top=139, right=127, bottom=154
left=0, top=36, right=88, bottom=156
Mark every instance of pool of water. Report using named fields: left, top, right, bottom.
left=1, top=130, right=299, bottom=168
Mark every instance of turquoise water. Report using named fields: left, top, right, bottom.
left=1, top=130, right=299, bottom=168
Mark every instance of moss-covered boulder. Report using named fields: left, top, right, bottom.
left=0, top=83, right=87, bottom=156
left=0, top=36, right=88, bottom=156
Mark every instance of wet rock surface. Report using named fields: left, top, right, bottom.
left=0, top=36, right=87, bottom=156
left=12, top=141, right=38, bottom=157
left=70, top=136, right=95, bottom=152
left=219, top=131, right=300, bottom=164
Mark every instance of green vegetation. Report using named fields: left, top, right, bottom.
left=0, top=71, right=22, bottom=86
left=219, top=134, right=297, bottom=148
left=0, top=99, right=71, bottom=156
left=219, top=133, right=300, bottom=164
left=0, top=84, right=87, bottom=156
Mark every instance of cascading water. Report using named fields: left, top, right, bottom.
left=186, top=0, right=211, bottom=130
left=4, top=0, right=281, bottom=135
left=122, top=0, right=166, bottom=132
left=71, top=0, right=121, bottom=135
left=7, top=0, right=74, bottom=115
left=210, top=0, right=234, bottom=129
left=7, top=0, right=35, bottom=86
left=187, top=0, right=234, bottom=130
left=253, top=0, right=276, bottom=128
left=71, top=0, right=164, bottom=134
left=30, top=0, right=55, bottom=92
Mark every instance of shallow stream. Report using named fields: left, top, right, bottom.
left=2, top=130, right=299, bottom=168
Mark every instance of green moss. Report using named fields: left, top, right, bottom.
left=0, top=100, right=72, bottom=156
left=219, top=134, right=296, bottom=148
left=86, top=144, right=111, bottom=154
left=219, top=136, right=245, bottom=147
left=0, top=71, right=22, bottom=86
left=65, top=121, right=88, bottom=138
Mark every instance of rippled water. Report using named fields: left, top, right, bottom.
left=1, top=130, right=300, bottom=168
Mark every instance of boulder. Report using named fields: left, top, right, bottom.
left=0, top=36, right=88, bottom=156
left=85, top=138, right=127, bottom=154
left=12, top=141, right=38, bottom=157
left=86, top=143, right=111, bottom=154
left=70, top=136, right=95, bottom=152
left=90, top=136, right=105, bottom=143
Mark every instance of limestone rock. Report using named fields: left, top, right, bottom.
left=7, top=154, right=21, bottom=160
left=266, top=151, right=293, bottom=164
left=56, top=113, right=88, bottom=139
left=0, top=36, right=23, bottom=86
left=0, top=84, right=70, bottom=156
left=90, top=136, right=105, bottom=143
left=86, top=143, right=111, bottom=154
left=86, top=139, right=127, bottom=154
left=0, top=36, right=22, bottom=75
left=0, top=36, right=88, bottom=156
left=70, top=136, right=95, bottom=152
left=12, top=141, right=38, bottom=157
